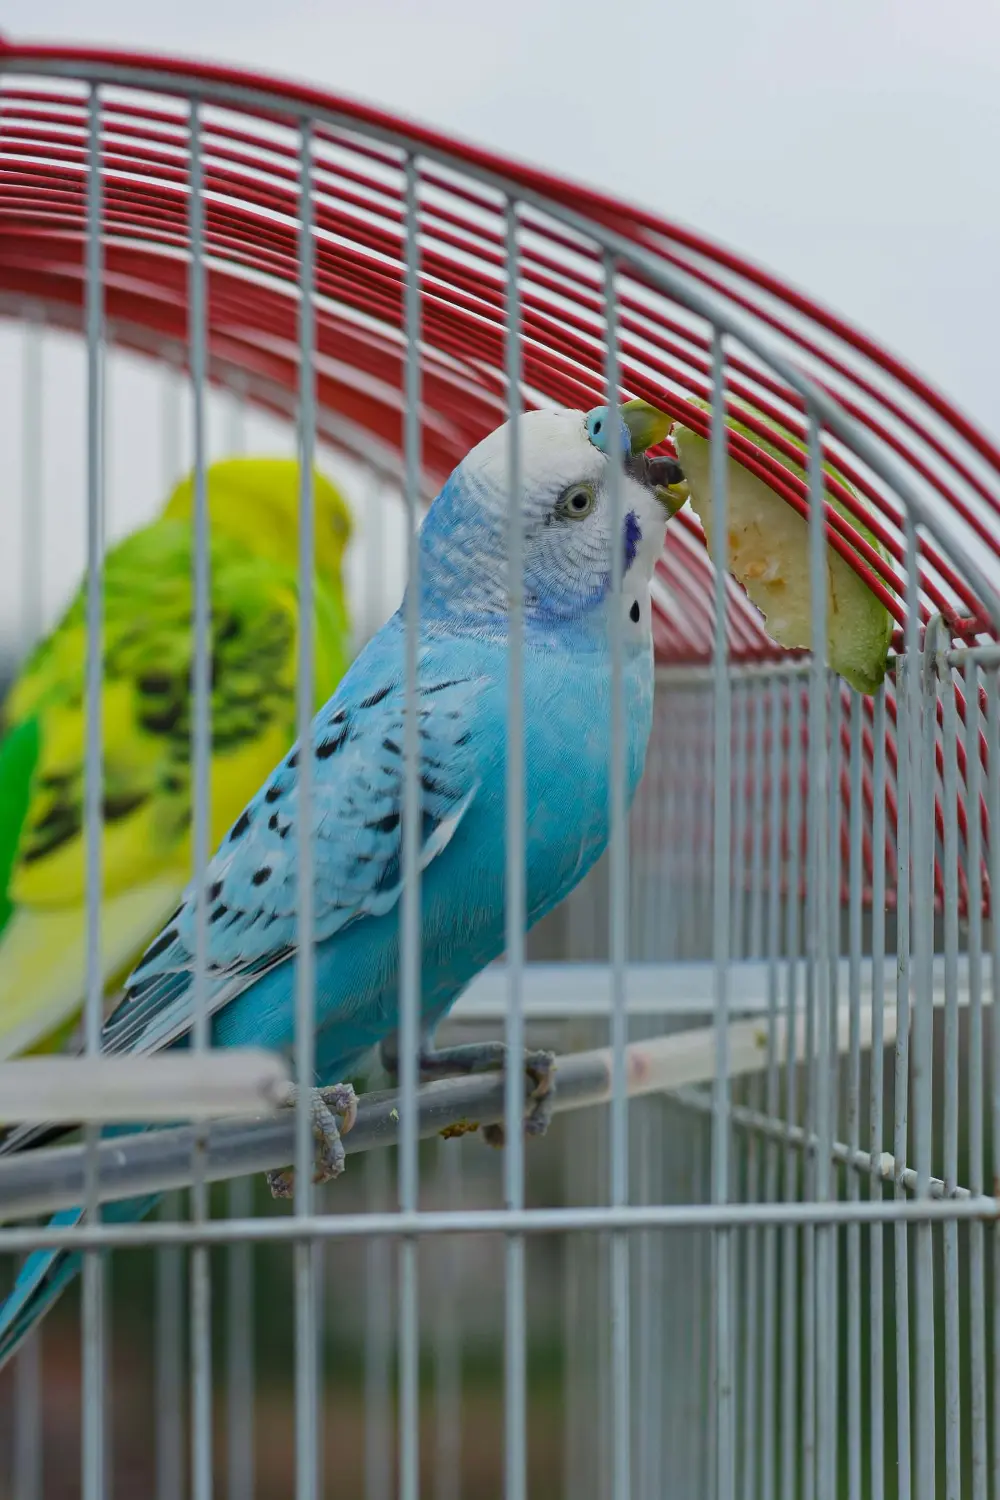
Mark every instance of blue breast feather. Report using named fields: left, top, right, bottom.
left=0, top=417, right=662, bottom=1371
left=105, top=613, right=654, bottom=1080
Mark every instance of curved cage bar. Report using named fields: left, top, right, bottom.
left=0, top=38, right=996, bottom=1500
left=1, top=47, right=998, bottom=935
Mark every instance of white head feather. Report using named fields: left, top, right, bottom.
left=418, top=407, right=669, bottom=633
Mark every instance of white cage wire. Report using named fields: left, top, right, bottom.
left=0, top=36, right=997, bottom=1500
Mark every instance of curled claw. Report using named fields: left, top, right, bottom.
left=481, top=1048, right=557, bottom=1148
left=379, top=1035, right=557, bottom=1149
left=266, top=1081, right=358, bottom=1199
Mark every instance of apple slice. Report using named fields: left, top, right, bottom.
left=669, top=401, right=893, bottom=694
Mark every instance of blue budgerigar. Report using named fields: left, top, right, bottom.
left=0, top=398, right=681, bottom=1366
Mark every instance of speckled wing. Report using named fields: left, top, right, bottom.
left=4, top=522, right=304, bottom=906
left=104, top=661, right=484, bottom=1057
left=0, top=522, right=322, bottom=1063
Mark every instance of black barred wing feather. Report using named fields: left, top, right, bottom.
left=4, top=520, right=300, bottom=904
left=104, top=662, right=484, bottom=1057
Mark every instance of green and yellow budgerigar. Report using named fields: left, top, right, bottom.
left=0, top=456, right=354, bottom=1060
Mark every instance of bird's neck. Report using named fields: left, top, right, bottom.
left=412, top=473, right=654, bottom=649
left=406, top=589, right=650, bottom=660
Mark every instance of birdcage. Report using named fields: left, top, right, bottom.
left=0, top=35, right=997, bottom=1500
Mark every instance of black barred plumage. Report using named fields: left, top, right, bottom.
left=99, top=661, right=486, bottom=1060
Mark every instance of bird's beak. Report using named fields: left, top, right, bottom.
left=620, top=400, right=688, bottom=515
left=620, top=399, right=671, bottom=455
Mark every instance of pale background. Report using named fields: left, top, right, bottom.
left=0, top=10, right=994, bottom=1495
left=1, top=0, right=997, bottom=648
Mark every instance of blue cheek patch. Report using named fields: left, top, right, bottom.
left=624, top=510, right=642, bottom=572
left=585, top=406, right=630, bottom=459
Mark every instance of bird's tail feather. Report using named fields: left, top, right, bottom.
left=0, top=1180, right=161, bottom=1370
left=0, top=1209, right=85, bottom=1369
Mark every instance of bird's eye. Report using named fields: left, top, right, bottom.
left=556, top=484, right=596, bottom=520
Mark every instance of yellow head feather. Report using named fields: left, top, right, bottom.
left=162, top=457, right=353, bottom=583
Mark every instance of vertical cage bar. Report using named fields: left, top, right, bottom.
left=749, top=676, right=767, bottom=958
left=869, top=683, right=887, bottom=1500
left=707, top=1226, right=718, bottom=1500
left=740, top=1084, right=761, bottom=1500
left=907, top=527, right=935, bottom=1500
left=760, top=673, right=783, bottom=1500
left=365, top=1150, right=393, bottom=1500
left=187, top=94, right=213, bottom=1500
left=156, top=1198, right=185, bottom=1500
left=940, top=654, right=961, bottom=1500
left=226, top=1180, right=254, bottom=1500
left=802, top=1061, right=817, bottom=1489
left=14, top=305, right=44, bottom=1500
left=699, top=691, right=715, bottom=957
left=803, top=675, right=820, bottom=1500
left=222, top=382, right=253, bottom=1500
left=693, top=1123, right=711, bottom=1498
left=434, top=1137, right=462, bottom=1500
left=986, top=669, right=1000, bottom=1500
left=503, top=197, right=527, bottom=1500
left=636, top=1099, right=664, bottom=1500
left=805, top=408, right=833, bottom=1500
left=561, top=1123, right=587, bottom=1500
left=963, top=657, right=987, bottom=1500
left=294, top=115, right=320, bottom=1500
left=158, top=358, right=185, bottom=1500
left=829, top=681, right=843, bottom=1500
left=187, top=101, right=211, bottom=1062
left=893, top=654, right=912, bottom=1500
left=20, top=311, right=43, bottom=653
left=732, top=684, right=749, bottom=962
left=398, top=149, right=423, bottom=1500
left=636, top=1108, right=652, bottom=1500
left=739, top=678, right=767, bottom=1500
left=604, top=254, right=632, bottom=1500
left=709, top=326, right=734, bottom=1500
left=846, top=691, right=864, bottom=1500
left=82, top=80, right=107, bottom=1500
left=677, top=698, right=696, bottom=955
left=781, top=675, right=804, bottom=1500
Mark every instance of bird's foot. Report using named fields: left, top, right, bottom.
left=379, top=1037, right=556, bottom=1145
left=480, top=1044, right=556, bottom=1146
left=266, top=1082, right=358, bottom=1200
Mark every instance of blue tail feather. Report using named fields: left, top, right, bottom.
left=0, top=1209, right=85, bottom=1368
left=0, top=1132, right=163, bottom=1371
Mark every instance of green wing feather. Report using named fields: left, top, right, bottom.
left=5, top=516, right=350, bottom=907
left=0, top=492, right=352, bottom=1061
left=0, top=717, right=40, bottom=937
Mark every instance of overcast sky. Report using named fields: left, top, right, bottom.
left=1, top=0, right=998, bottom=645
